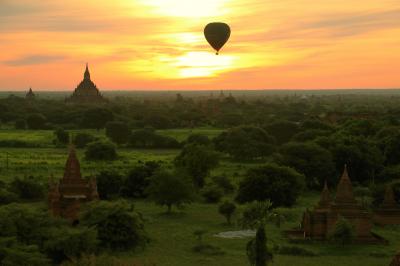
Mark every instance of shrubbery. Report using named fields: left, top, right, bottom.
left=85, top=141, right=117, bottom=161
left=73, top=133, right=96, bottom=148
left=81, top=200, right=148, bottom=250
left=129, top=128, right=180, bottom=149
left=9, top=176, right=44, bottom=200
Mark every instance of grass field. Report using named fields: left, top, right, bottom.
left=0, top=129, right=399, bottom=265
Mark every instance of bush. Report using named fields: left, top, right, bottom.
left=0, top=140, right=32, bottom=148
left=218, top=201, right=236, bottom=225
left=81, top=200, right=148, bottom=251
left=85, top=141, right=117, bottom=161
left=211, top=175, right=235, bottom=194
left=43, top=227, right=98, bottom=264
left=147, top=169, right=194, bottom=213
left=214, top=126, right=276, bottom=160
left=73, top=133, right=96, bottom=148
left=96, top=171, right=124, bottom=199
left=276, top=245, right=317, bottom=257
left=201, top=185, right=223, bottom=203
left=186, top=134, right=211, bottom=146
left=129, top=129, right=180, bottom=149
left=174, top=144, right=219, bottom=188
left=0, top=238, right=50, bottom=266
left=26, top=114, right=47, bottom=130
left=54, top=128, right=69, bottom=146
left=329, top=217, right=355, bottom=245
left=278, top=142, right=335, bottom=189
left=122, top=161, right=161, bottom=198
left=9, top=176, right=44, bottom=200
left=236, top=164, right=305, bottom=207
left=0, top=188, right=18, bottom=204
left=192, top=244, right=225, bottom=256
left=14, top=119, right=26, bottom=130
left=105, top=121, right=131, bottom=145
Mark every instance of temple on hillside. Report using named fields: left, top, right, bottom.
left=26, top=88, right=35, bottom=100
left=373, top=185, right=400, bottom=225
left=48, top=146, right=98, bottom=223
left=67, top=63, right=105, bottom=103
left=286, top=166, right=386, bottom=244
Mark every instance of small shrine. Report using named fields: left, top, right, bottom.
left=48, top=146, right=98, bottom=223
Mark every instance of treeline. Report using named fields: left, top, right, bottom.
left=3, top=92, right=400, bottom=130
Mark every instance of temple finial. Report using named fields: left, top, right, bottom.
left=84, top=63, right=90, bottom=80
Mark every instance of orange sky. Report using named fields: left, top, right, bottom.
left=0, top=0, right=399, bottom=90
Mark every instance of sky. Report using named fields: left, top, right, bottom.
left=0, top=0, right=399, bottom=91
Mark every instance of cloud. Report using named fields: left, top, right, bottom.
left=3, top=55, right=64, bottom=66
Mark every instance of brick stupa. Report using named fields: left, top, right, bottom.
left=287, top=165, right=385, bottom=243
left=373, top=185, right=400, bottom=225
left=48, top=146, right=98, bottom=222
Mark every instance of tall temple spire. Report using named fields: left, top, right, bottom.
left=84, top=63, right=90, bottom=80
left=335, top=165, right=357, bottom=204
left=318, top=180, right=332, bottom=208
left=63, top=145, right=82, bottom=180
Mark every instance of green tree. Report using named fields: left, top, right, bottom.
left=122, top=161, right=161, bottom=198
left=14, top=119, right=26, bottom=130
left=329, top=217, right=355, bottom=245
left=73, top=133, right=96, bottom=149
left=81, top=200, right=147, bottom=250
left=26, top=114, right=47, bottom=130
left=265, top=120, right=299, bottom=144
left=85, top=141, right=117, bottom=161
left=218, top=201, right=236, bottom=225
left=214, top=126, right=275, bottom=160
left=9, top=176, right=44, bottom=200
left=54, top=128, right=70, bottom=145
left=147, top=169, right=194, bottom=213
left=241, top=201, right=273, bottom=266
left=0, top=238, right=50, bottom=266
left=278, top=142, right=335, bottom=189
left=82, top=108, right=114, bottom=130
left=96, top=170, right=124, bottom=199
left=236, top=164, right=304, bottom=207
left=43, top=227, right=98, bottom=264
left=175, top=144, right=219, bottom=188
left=105, top=121, right=131, bottom=145
left=185, top=133, right=211, bottom=146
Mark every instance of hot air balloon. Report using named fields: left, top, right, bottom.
left=204, top=22, right=231, bottom=55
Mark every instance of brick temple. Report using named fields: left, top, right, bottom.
left=286, top=166, right=386, bottom=244
left=373, top=185, right=400, bottom=225
left=67, top=63, right=105, bottom=103
left=48, top=146, right=98, bottom=222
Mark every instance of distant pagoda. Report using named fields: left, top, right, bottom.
left=67, top=63, right=105, bottom=103
left=25, top=87, right=35, bottom=100
left=48, top=146, right=98, bottom=223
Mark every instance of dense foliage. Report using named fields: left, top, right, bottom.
left=236, top=164, right=305, bottom=207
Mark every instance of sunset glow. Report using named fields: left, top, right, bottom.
left=0, top=0, right=399, bottom=90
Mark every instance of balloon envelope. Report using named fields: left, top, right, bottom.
left=204, top=22, right=231, bottom=55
